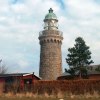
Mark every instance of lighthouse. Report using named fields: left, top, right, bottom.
left=39, top=8, right=63, bottom=80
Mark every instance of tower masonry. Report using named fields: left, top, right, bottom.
left=39, top=8, right=63, bottom=80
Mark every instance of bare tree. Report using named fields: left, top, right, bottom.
left=0, top=59, right=8, bottom=74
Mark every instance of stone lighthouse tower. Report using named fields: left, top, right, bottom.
left=39, top=8, right=63, bottom=80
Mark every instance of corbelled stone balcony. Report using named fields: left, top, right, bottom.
left=39, top=30, right=63, bottom=37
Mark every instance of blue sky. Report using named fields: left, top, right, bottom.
left=0, top=0, right=100, bottom=76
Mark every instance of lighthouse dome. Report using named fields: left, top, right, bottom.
left=44, top=8, right=58, bottom=21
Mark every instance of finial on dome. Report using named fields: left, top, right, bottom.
left=49, top=8, right=53, bottom=13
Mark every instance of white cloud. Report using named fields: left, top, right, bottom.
left=11, top=3, right=27, bottom=14
left=18, top=60, right=29, bottom=68
left=0, top=0, right=100, bottom=75
left=66, top=0, right=100, bottom=18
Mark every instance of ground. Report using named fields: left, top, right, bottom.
left=0, top=96, right=100, bottom=100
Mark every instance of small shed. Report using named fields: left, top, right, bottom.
left=0, top=72, right=41, bottom=92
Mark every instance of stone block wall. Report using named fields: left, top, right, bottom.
left=39, top=30, right=63, bottom=80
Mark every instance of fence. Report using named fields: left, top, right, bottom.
left=4, top=79, right=100, bottom=94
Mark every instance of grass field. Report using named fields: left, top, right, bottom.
left=0, top=97, right=100, bottom=100
left=0, top=93, right=100, bottom=100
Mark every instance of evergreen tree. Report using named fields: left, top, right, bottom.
left=66, top=37, right=93, bottom=79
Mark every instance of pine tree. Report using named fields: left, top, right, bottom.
left=66, top=37, right=94, bottom=79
